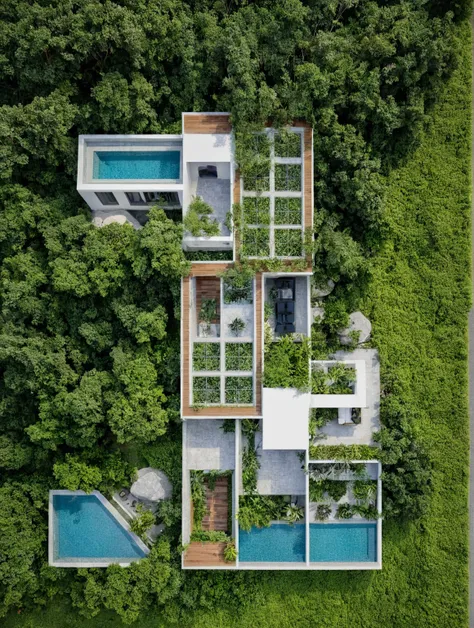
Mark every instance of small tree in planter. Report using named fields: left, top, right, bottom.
left=336, top=503, right=354, bottom=519
left=200, top=298, right=217, bottom=323
left=224, top=540, right=238, bottom=562
left=184, top=196, right=220, bottom=237
left=229, top=317, right=245, bottom=337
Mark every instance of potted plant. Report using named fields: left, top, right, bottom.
left=200, top=298, right=217, bottom=323
left=229, top=317, right=245, bottom=336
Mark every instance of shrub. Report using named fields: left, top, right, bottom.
left=224, top=540, right=238, bottom=562
left=242, top=197, right=270, bottom=225
left=323, top=480, right=347, bottom=502
left=130, top=507, right=155, bottom=540
left=284, top=504, right=304, bottom=524
left=311, top=367, right=328, bottom=394
left=353, top=480, right=377, bottom=501
left=336, top=503, right=353, bottom=519
left=328, top=363, right=356, bottom=394
left=275, top=164, right=301, bottom=191
left=274, top=228, right=303, bottom=257
left=193, top=377, right=220, bottom=405
left=190, top=530, right=230, bottom=542
left=228, top=318, right=246, bottom=337
left=274, top=131, right=301, bottom=158
left=225, top=343, right=252, bottom=371
left=353, top=503, right=379, bottom=520
left=193, top=343, right=220, bottom=371
left=263, top=335, right=311, bottom=390
left=309, top=408, right=338, bottom=438
left=316, top=504, right=332, bottom=520
left=274, top=197, right=302, bottom=225
left=225, top=376, right=253, bottom=404
left=238, top=495, right=286, bottom=531
left=184, top=196, right=220, bottom=237
left=190, top=471, right=207, bottom=530
left=242, top=227, right=270, bottom=257
left=199, top=298, right=217, bottom=324
left=309, top=445, right=380, bottom=460
left=222, top=265, right=254, bottom=304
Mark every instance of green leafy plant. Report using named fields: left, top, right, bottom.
left=336, top=503, right=354, bottom=519
left=184, top=196, right=220, bottom=237
left=274, top=130, right=301, bottom=158
left=130, top=505, right=155, bottom=540
left=193, top=342, right=220, bottom=371
left=309, top=408, right=338, bottom=438
left=274, top=197, right=302, bottom=225
left=353, top=480, right=377, bottom=502
left=284, top=504, right=304, bottom=525
left=199, top=298, right=217, bottom=324
left=225, top=343, right=252, bottom=371
left=328, top=363, right=356, bottom=394
left=238, top=495, right=286, bottom=531
left=193, top=377, right=220, bottom=405
left=311, top=367, right=329, bottom=394
left=274, top=228, right=303, bottom=257
left=316, top=504, right=332, bottom=520
left=263, top=335, right=311, bottom=390
left=309, top=478, right=324, bottom=502
left=220, top=419, right=236, bottom=433
left=274, top=164, right=301, bottom=191
left=228, top=318, right=246, bottom=337
left=225, top=376, right=253, bottom=404
left=190, top=530, right=230, bottom=543
left=243, top=197, right=270, bottom=225
left=222, top=265, right=254, bottom=304
left=242, top=227, right=270, bottom=257
left=223, top=540, right=238, bottom=562
left=190, top=471, right=207, bottom=530
left=323, top=480, right=347, bottom=502
left=353, top=503, right=379, bottom=520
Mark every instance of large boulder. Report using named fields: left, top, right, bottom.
left=339, top=311, right=372, bottom=345
left=312, top=279, right=335, bottom=298
left=130, top=469, right=172, bottom=502
left=102, top=214, right=128, bottom=226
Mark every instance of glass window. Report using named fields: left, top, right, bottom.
left=95, top=192, right=118, bottom=206
left=143, top=191, right=180, bottom=206
left=125, top=192, right=146, bottom=206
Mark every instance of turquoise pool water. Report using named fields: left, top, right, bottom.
left=93, top=150, right=180, bottom=180
left=310, top=523, right=377, bottom=562
left=53, top=494, right=147, bottom=562
left=239, top=524, right=305, bottom=562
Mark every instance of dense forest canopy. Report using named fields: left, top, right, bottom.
left=0, top=0, right=471, bottom=624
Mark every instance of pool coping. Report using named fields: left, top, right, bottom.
left=48, top=489, right=150, bottom=568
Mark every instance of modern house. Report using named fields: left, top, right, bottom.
left=75, top=112, right=382, bottom=571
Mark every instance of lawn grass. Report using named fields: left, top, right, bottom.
left=5, top=22, right=471, bottom=628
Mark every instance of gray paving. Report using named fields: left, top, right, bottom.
left=185, top=419, right=235, bottom=470
left=196, top=178, right=231, bottom=236
left=253, top=431, right=306, bottom=495
left=314, top=348, right=380, bottom=446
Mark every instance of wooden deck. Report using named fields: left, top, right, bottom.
left=182, top=262, right=263, bottom=418
left=196, top=276, right=220, bottom=324
left=183, top=113, right=232, bottom=134
left=202, top=477, right=228, bottom=531
left=183, top=542, right=230, bottom=567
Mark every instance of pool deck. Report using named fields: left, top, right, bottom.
left=48, top=490, right=150, bottom=568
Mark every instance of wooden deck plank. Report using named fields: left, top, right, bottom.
left=183, top=542, right=230, bottom=567
left=183, top=114, right=232, bottom=134
left=201, top=477, right=229, bottom=531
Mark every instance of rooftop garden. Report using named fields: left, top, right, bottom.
left=311, top=362, right=356, bottom=394
left=225, top=343, right=252, bottom=371
left=193, top=343, right=220, bottom=371
left=263, top=334, right=311, bottom=390
left=309, top=463, right=379, bottom=521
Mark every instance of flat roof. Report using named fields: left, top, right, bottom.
left=262, top=387, right=310, bottom=450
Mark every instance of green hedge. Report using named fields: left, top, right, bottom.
left=309, top=445, right=380, bottom=460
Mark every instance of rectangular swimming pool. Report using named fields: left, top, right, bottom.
left=239, top=523, right=305, bottom=562
left=52, top=493, right=148, bottom=564
left=93, top=150, right=180, bottom=180
left=310, top=523, right=377, bottom=562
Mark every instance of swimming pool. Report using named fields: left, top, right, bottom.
left=52, top=492, right=148, bottom=565
left=239, top=523, right=305, bottom=562
left=310, top=523, right=377, bottom=562
left=93, top=150, right=180, bottom=180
